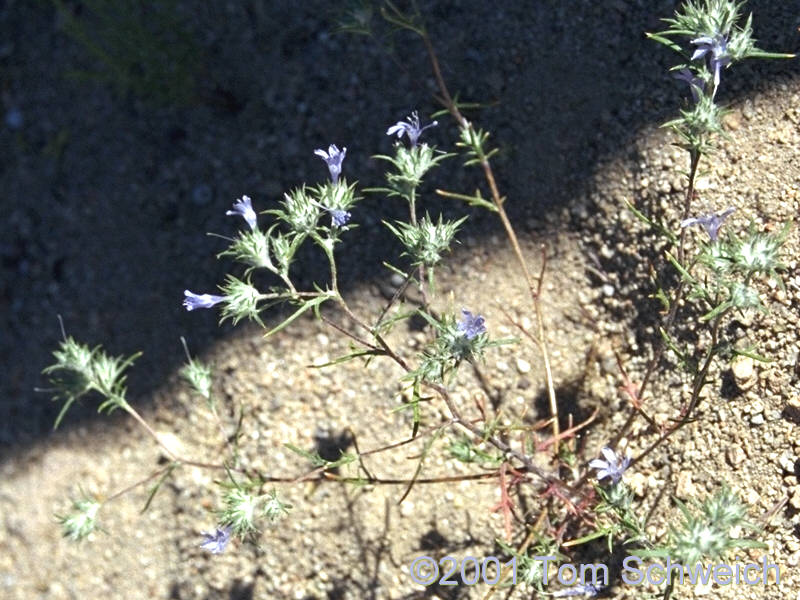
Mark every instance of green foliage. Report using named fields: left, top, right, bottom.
left=373, top=144, right=452, bottom=200
left=179, top=338, right=213, bottom=402
left=639, top=486, right=763, bottom=565
left=384, top=213, right=466, bottom=267
left=457, top=123, right=498, bottom=166
left=216, top=475, right=292, bottom=539
left=42, top=336, right=140, bottom=427
left=217, top=228, right=275, bottom=274
left=663, top=93, right=728, bottom=154
left=497, top=535, right=565, bottom=592
left=218, top=275, right=264, bottom=327
left=333, top=0, right=375, bottom=36
left=680, top=223, right=789, bottom=320
left=53, top=0, right=202, bottom=106
left=56, top=492, right=101, bottom=541
left=448, top=435, right=501, bottom=465
left=285, top=443, right=357, bottom=470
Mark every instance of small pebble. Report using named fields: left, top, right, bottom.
left=389, top=272, right=405, bottom=288
left=778, top=453, right=797, bottom=473
left=731, top=356, right=754, bottom=383
left=515, top=357, right=531, bottom=374
left=726, top=446, right=746, bottom=467
left=675, top=471, right=696, bottom=499
left=790, top=487, right=800, bottom=510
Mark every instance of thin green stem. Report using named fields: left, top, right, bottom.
left=324, top=243, right=339, bottom=295
left=406, top=187, right=432, bottom=308
left=258, top=291, right=320, bottom=301
left=409, top=187, right=417, bottom=226
left=610, top=150, right=701, bottom=451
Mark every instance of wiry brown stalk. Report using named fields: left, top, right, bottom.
left=331, top=295, right=566, bottom=488
left=102, top=459, right=504, bottom=510
left=629, top=310, right=723, bottom=470
left=420, top=32, right=561, bottom=455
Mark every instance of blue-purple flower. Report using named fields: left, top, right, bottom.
left=199, top=525, right=232, bottom=554
left=330, top=209, right=351, bottom=228
left=226, top=195, right=257, bottom=231
left=314, top=144, right=347, bottom=183
left=589, top=446, right=630, bottom=484
left=691, top=34, right=731, bottom=88
left=386, top=111, right=438, bottom=147
left=680, top=207, right=735, bottom=242
left=183, top=290, right=226, bottom=311
left=457, top=309, right=486, bottom=340
left=673, top=68, right=705, bottom=102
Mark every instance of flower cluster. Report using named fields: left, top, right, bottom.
left=386, top=110, right=438, bottom=147
left=312, top=179, right=357, bottom=228
left=314, top=144, right=347, bottom=183
left=412, top=308, right=493, bottom=384
left=43, top=336, right=140, bottom=428
left=680, top=206, right=734, bottom=242
left=181, top=145, right=359, bottom=330
left=384, top=214, right=466, bottom=267
left=659, top=0, right=763, bottom=94
left=57, top=494, right=101, bottom=541
left=375, top=112, right=450, bottom=199
left=653, top=0, right=792, bottom=152
left=668, top=486, right=758, bottom=565
left=211, top=483, right=292, bottom=546
left=589, top=446, right=630, bottom=485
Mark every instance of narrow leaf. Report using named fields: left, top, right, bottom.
left=142, top=463, right=178, bottom=513
left=263, top=295, right=330, bottom=338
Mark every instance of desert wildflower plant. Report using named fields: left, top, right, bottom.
left=42, top=0, right=794, bottom=597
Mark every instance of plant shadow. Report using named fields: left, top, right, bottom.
left=1, top=0, right=796, bottom=464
